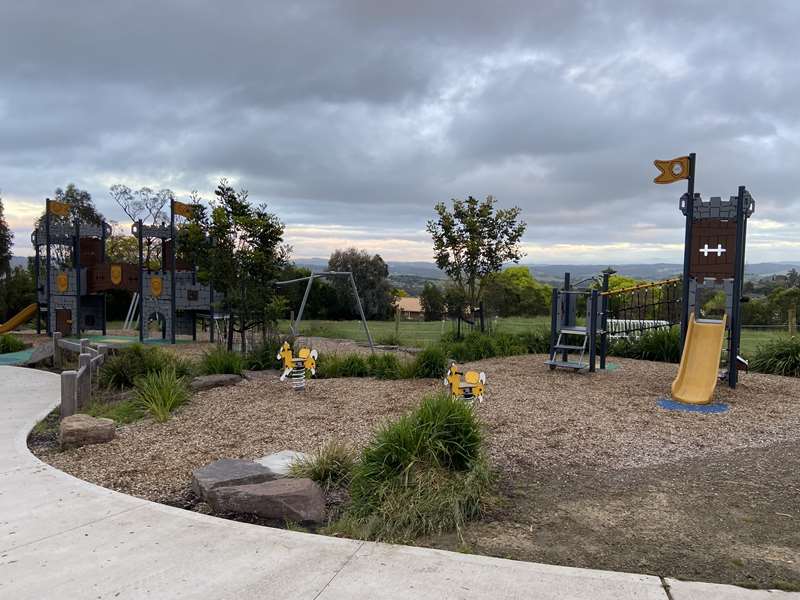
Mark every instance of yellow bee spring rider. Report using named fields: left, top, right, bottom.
left=444, top=362, right=486, bottom=403
left=277, top=342, right=318, bottom=391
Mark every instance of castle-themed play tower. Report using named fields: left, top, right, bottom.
left=32, top=198, right=217, bottom=342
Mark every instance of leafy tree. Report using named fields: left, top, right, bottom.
left=199, top=179, right=288, bottom=350
left=105, top=235, right=139, bottom=264
left=35, top=184, right=105, bottom=266
left=0, top=192, right=13, bottom=318
left=443, top=282, right=467, bottom=319
left=109, top=184, right=175, bottom=268
left=327, top=248, right=394, bottom=320
left=419, top=281, right=445, bottom=321
left=427, top=195, right=526, bottom=310
left=483, top=266, right=551, bottom=317
left=0, top=192, right=11, bottom=277
left=1, top=267, right=35, bottom=322
left=275, top=264, right=338, bottom=320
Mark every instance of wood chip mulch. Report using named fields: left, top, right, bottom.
left=35, top=355, right=800, bottom=504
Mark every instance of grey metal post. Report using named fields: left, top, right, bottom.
left=137, top=220, right=144, bottom=342
left=170, top=199, right=176, bottom=344
left=292, top=276, right=315, bottom=336
left=549, top=287, right=558, bottom=360
left=728, top=186, right=747, bottom=389
left=680, top=153, right=697, bottom=354
left=34, top=244, right=41, bottom=334
left=349, top=273, right=374, bottom=351
left=78, top=353, right=91, bottom=409
left=45, top=200, right=52, bottom=335
left=60, top=370, right=77, bottom=419
left=74, top=219, right=81, bottom=337
left=600, top=269, right=613, bottom=370
left=53, top=331, right=63, bottom=369
left=588, top=290, right=598, bottom=373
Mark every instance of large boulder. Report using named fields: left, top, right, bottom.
left=207, top=478, right=326, bottom=523
left=59, top=414, right=115, bottom=449
left=191, top=459, right=276, bottom=500
left=255, top=450, right=310, bottom=477
left=189, top=374, right=242, bottom=392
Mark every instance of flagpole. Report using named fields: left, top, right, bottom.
left=679, top=152, right=696, bottom=353
left=170, top=198, right=177, bottom=344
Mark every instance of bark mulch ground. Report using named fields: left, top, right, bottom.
left=33, top=354, right=800, bottom=589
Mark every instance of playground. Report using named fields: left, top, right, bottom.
left=31, top=352, right=800, bottom=589
left=8, top=154, right=800, bottom=593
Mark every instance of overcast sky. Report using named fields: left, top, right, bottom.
left=2, top=1, right=799, bottom=264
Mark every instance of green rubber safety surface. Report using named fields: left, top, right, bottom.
left=0, top=349, right=34, bottom=365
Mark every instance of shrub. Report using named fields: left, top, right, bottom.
left=86, top=398, right=144, bottom=424
left=366, top=353, right=403, bottom=379
left=333, top=392, right=490, bottom=542
left=199, top=345, right=244, bottom=375
left=134, top=368, right=189, bottom=422
left=377, top=332, right=403, bottom=346
left=338, top=354, right=369, bottom=377
left=608, top=327, right=681, bottom=363
left=0, top=333, right=26, bottom=354
left=289, top=440, right=357, bottom=490
left=750, top=336, right=800, bottom=377
left=514, top=329, right=551, bottom=354
left=246, top=333, right=291, bottom=371
left=99, top=344, right=194, bottom=389
left=412, top=345, right=448, bottom=379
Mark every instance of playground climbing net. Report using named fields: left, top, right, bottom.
left=603, top=278, right=682, bottom=339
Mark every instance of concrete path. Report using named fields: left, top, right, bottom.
left=0, top=366, right=796, bottom=600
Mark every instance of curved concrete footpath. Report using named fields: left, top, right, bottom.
left=0, top=366, right=796, bottom=600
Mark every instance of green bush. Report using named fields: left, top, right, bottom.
left=333, top=392, right=490, bottom=542
left=100, top=344, right=195, bottom=389
left=86, top=398, right=144, bottom=424
left=750, top=336, right=800, bottom=377
left=514, top=329, right=551, bottom=354
left=339, top=354, right=370, bottom=377
left=199, top=345, right=244, bottom=375
left=377, top=332, right=403, bottom=346
left=412, top=345, right=448, bottom=379
left=366, top=353, right=403, bottom=379
left=134, top=368, right=190, bottom=422
left=0, top=333, right=26, bottom=354
left=608, top=327, right=681, bottom=363
left=246, top=333, right=292, bottom=371
left=289, top=440, right=357, bottom=490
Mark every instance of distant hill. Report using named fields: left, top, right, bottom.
left=10, top=256, right=29, bottom=269
left=295, top=259, right=800, bottom=286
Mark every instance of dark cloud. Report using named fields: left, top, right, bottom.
left=2, top=0, right=800, bottom=262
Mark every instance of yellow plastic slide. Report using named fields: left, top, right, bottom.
left=671, top=313, right=727, bottom=405
left=0, top=303, right=38, bottom=334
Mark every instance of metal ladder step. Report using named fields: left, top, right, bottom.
left=545, top=359, right=589, bottom=370
left=554, top=344, right=584, bottom=351
left=560, top=326, right=587, bottom=335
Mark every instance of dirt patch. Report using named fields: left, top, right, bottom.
left=32, top=354, right=800, bottom=588
left=429, top=441, right=800, bottom=590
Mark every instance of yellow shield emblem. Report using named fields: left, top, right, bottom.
left=150, top=276, right=163, bottom=297
left=56, top=272, right=69, bottom=293
left=110, top=264, right=123, bottom=286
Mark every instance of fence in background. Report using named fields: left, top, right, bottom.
left=53, top=332, right=108, bottom=419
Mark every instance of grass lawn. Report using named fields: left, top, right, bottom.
left=276, top=316, right=551, bottom=347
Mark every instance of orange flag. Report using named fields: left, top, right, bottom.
left=47, top=200, right=70, bottom=217
left=653, top=156, right=691, bottom=184
left=173, top=201, right=195, bottom=219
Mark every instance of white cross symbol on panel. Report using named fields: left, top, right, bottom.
left=699, top=243, right=726, bottom=257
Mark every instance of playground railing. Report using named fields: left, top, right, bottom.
left=54, top=333, right=108, bottom=419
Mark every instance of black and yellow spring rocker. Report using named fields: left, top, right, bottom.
left=444, top=362, right=486, bottom=403
left=277, top=342, right=318, bottom=391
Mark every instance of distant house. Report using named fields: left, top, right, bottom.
left=395, top=297, right=424, bottom=320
